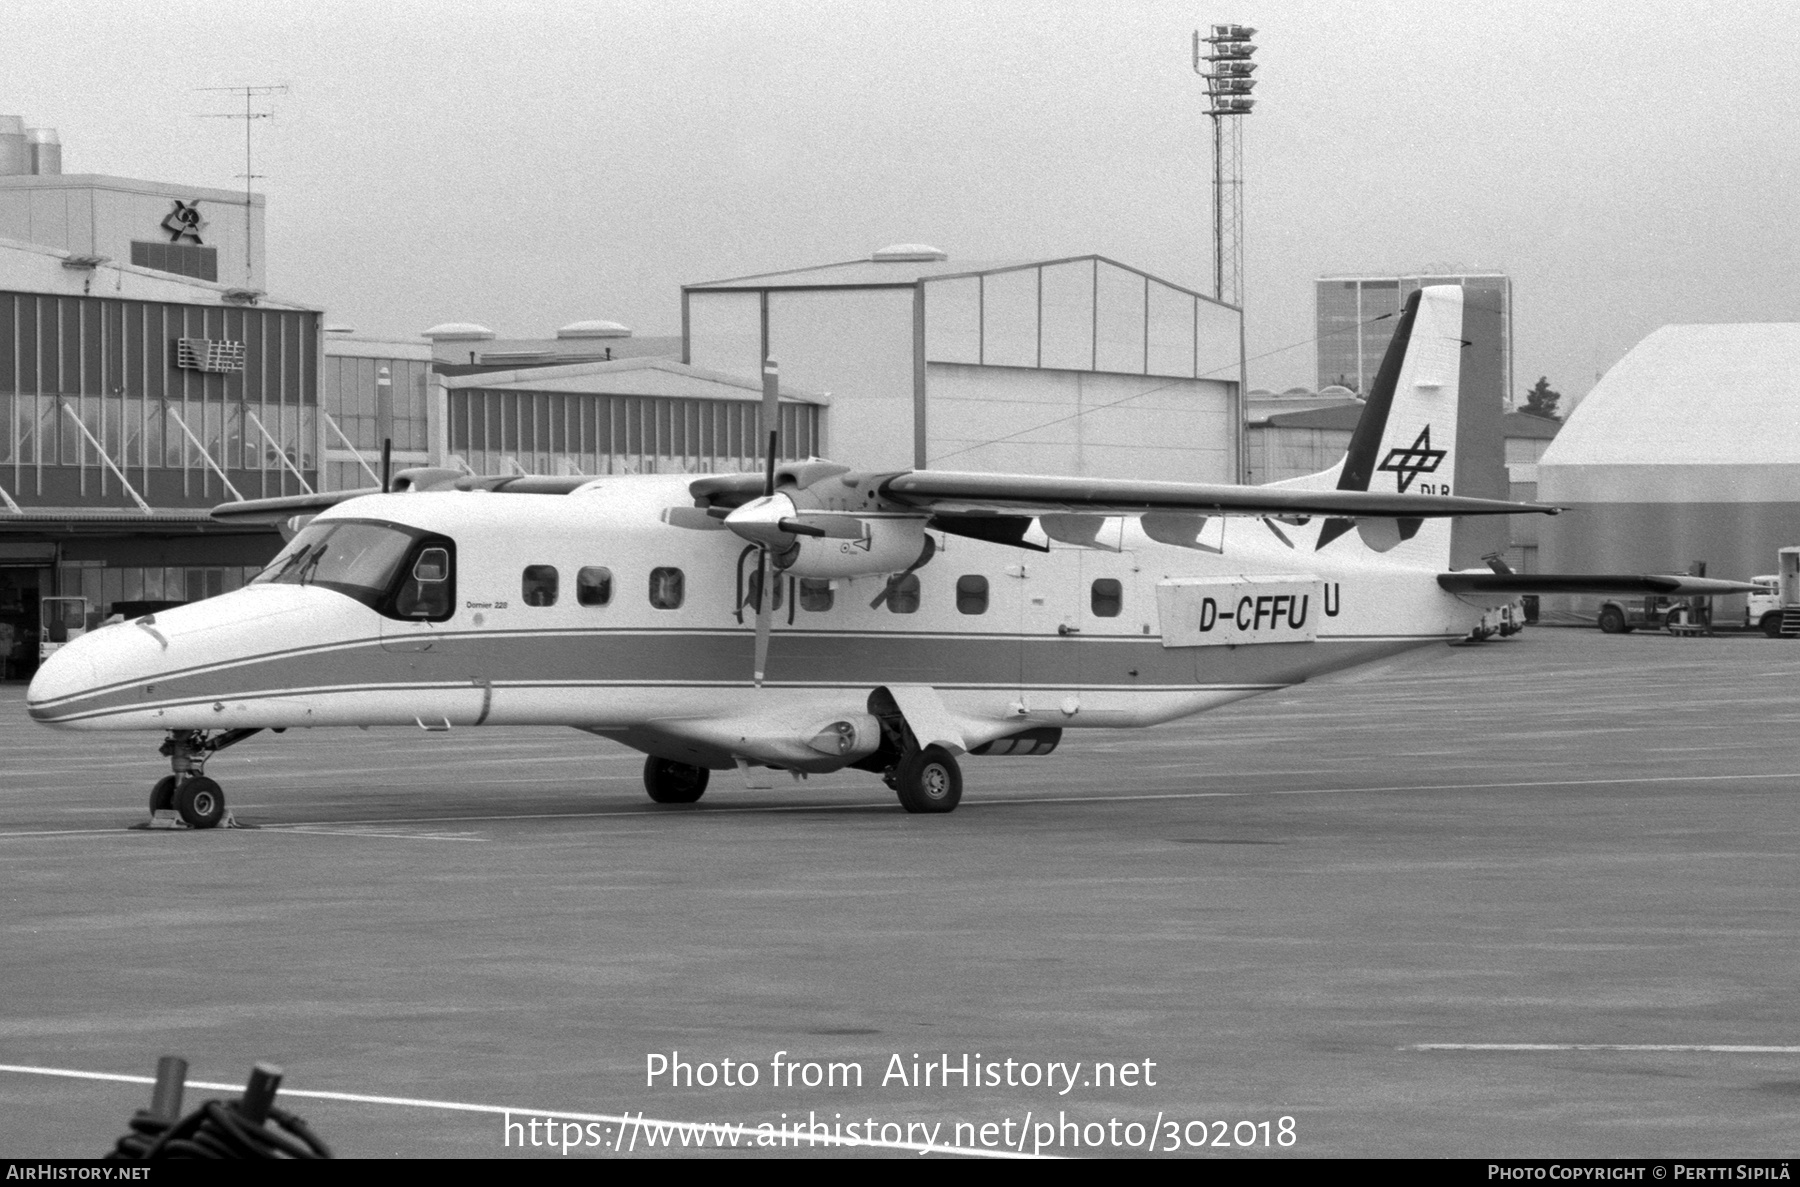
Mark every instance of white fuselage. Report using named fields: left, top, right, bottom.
left=26, top=476, right=1496, bottom=770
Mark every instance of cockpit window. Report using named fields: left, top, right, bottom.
left=253, top=519, right=452, bottom=620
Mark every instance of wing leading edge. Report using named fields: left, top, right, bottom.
left=1437, top=573, right=1762, bottom=597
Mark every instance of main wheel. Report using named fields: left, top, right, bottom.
left=149, top=775, right=177, bottom=813
left=1598, top=606, right=1627, bottom=634
left=643, top=757, right=709, bottom=804
left=892, top=745, right=962, bottom=814
left=174, top=776, right=226, bottom=829
left=1762, top=612, right=1785, bottom=639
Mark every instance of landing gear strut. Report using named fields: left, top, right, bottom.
left=643, top=756, right=710, bottom=804
left=153, top=729, right=260, bottom=829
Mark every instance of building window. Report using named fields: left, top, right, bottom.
left=522, top=565, right=558, bottom=607
left=650, top=567, right=685, bottom=610
left=1091, top=578, right=1122, bottom=618
left=885, top=573, right=921, bottom=615
left=799, top=578, right=833, bottom=612
left=129, top=240, right=219, bottom=281
left=577, top=566, right=613, bottom=606
left=955, top=575, right=989, bottom=615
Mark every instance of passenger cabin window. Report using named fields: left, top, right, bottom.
left=577, top=566, right=613, bottom=607
left=956, top=575, right=989, bottom=615
left=799, top=578, right=833, bottom=612
left=522, top=565, right=559, bottom=607
left=886, top=573, right=921, bottom=614
left=650, top=567, right=685, bottom=610
left=394, top=546, right=452, bottom=619
left=1091, top=578, right=1123, bottom=618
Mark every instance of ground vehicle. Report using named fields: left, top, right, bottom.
left=1748, top=547, right=1800, bottom=638
left=39, top=597, right=89, bottom=665
left=1597, top=595, right=1686, bottom=634
left=1746, top=576, right=1781, bottom=636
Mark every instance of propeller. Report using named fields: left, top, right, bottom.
left=752, top=362, right=780, bottom=687
left=869, top=534, right=937, bottom=609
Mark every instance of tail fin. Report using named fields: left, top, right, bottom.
left=1273, top=285, right=1466, bottom=562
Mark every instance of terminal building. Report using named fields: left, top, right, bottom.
left=0, top=109, right=1247, bottom=679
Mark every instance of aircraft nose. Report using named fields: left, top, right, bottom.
left=26, top=640, right=100, bottom=721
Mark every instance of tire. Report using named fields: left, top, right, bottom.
left=174, top=776, right=226, bottom=829
left=149, top=775, right=177, bottom=813
left=892, top=745, right=962, bottom=814
left=644, top=757, right=709, bottom=804
left=1762, top=613, right=1785, bottom=639
left=1598, top=606, right=1627, bottom=634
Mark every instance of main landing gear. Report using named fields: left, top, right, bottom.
left=883, top=745, right=963, bottom=814
left=151, top=729, right=262, bottom=829
left=643, top=756, right=710, bottom=804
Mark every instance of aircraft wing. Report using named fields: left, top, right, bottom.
left=210, top=472, right=598, bottom=524
left=1437, top=573, right=1764, bottom=596
left=209, top=488, right=379, bottom=524
left=874, top=470, right=1556, bottom=520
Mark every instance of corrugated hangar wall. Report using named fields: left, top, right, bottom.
left=1539, top=323, right=1800, bottom=613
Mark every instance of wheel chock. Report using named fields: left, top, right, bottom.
left=144, top=809, right=184, bottom=830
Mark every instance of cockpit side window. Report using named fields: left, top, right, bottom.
left=392, top=541, right=456, bottom=621
left=254, top=518, right=457, bottom=621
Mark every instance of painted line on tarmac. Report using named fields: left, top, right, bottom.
left=0, top=1063, right=1038, bottom=1159
left=1410, top=1044, right=1800, bottom=1053
left=4, top=768, right=1798, bottom=839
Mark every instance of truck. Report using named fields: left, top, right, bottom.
left=1745, top=546, right=1800, bottom=638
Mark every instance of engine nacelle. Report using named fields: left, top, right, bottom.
left=780, top=517, right=929, bottom=580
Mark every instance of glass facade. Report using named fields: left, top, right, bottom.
left=1315, top=274, right=1511, bottom=399
left=322, top=354, right=431, bottom=452
left=447, top=387, right=820, bottom=477
left=0, top=290, right=321, bottom=506
left=55, top=559, right=264, bottom=628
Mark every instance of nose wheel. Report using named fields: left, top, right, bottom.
left=148, top=729, right=260, bottom=830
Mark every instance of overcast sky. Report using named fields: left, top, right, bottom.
left=7, top=0, right=1797, bottom=402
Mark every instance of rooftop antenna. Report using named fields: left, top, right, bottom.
left=197, top=84, right=289, bottom=288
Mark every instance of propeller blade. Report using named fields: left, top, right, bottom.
left=661, top=506, right=728, bottom=531
left=869, top=535, right=937, bottom=608
left=753, top=548, right=774, bottom=687
left=763, top=428, right=778, bottom=498
left=792, top=514, right=866, bottom=540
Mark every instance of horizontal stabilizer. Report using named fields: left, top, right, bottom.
left=1437, top=573, right=1764, bottom=597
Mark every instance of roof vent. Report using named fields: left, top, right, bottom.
left=871, top=243, right=948, bottom=263
left=422, top=322, right=497, bottom=342
left=556, top=319, right=631, bottom=339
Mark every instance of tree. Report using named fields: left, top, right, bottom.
left=1521, top=376, right=1561, bottom=420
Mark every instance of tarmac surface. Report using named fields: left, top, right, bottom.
left=3, top=627, right=1799, bottom=1159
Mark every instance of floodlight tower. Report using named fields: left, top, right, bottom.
left=1193, top=25, right=1256, bottom=306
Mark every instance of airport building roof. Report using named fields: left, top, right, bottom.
left=1539, top=323, right=1800, bottom=503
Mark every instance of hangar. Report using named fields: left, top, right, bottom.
left=1538, top=323, right=1800, bottom=617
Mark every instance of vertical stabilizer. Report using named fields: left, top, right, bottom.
left=1280, top=285, right=1465, bottom=563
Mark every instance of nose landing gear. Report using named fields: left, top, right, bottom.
left=150, top=729, right=261, bottom=829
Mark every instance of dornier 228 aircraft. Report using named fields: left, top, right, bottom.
left=27, top=287, right=1756, bottom=825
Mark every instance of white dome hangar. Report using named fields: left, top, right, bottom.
left=1538, top=322, right=1800, bottom=605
